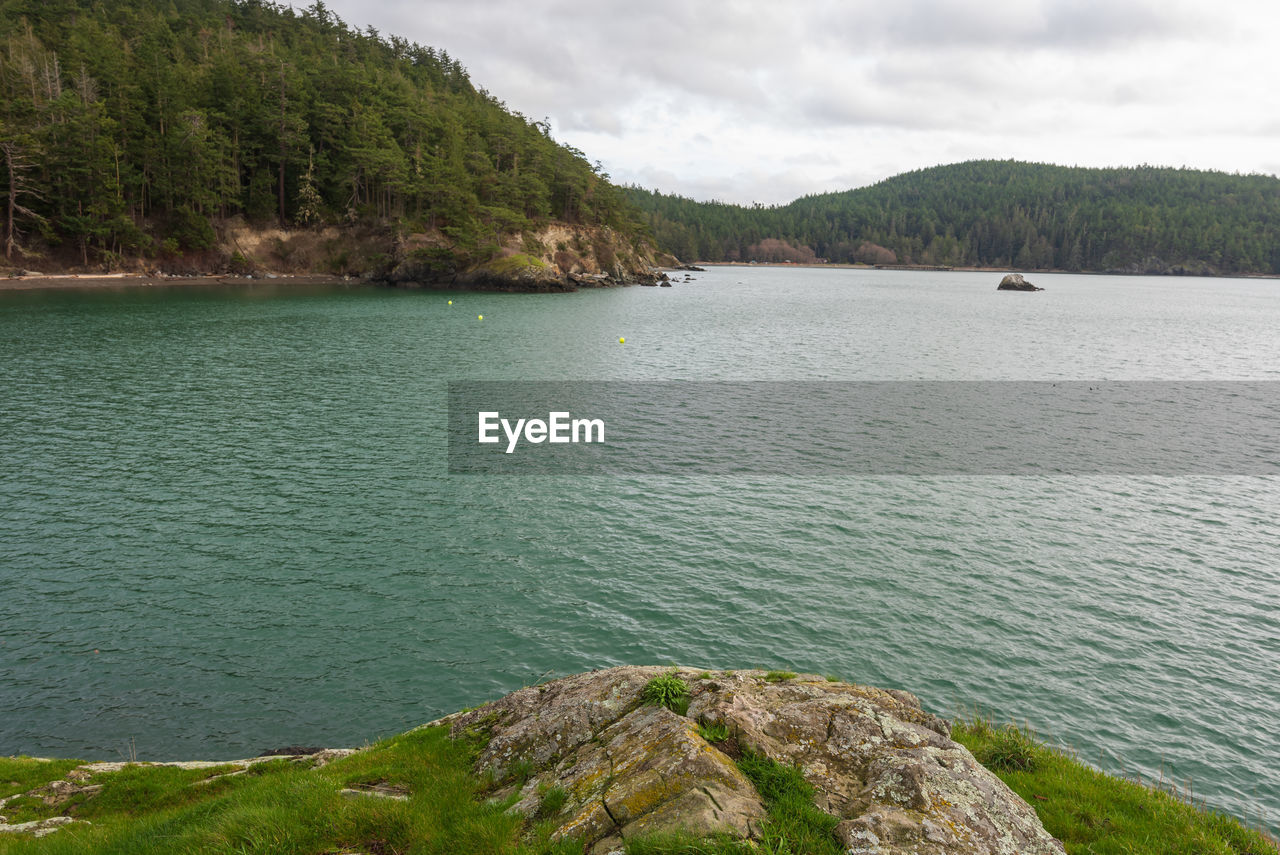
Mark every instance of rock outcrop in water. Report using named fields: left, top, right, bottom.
left=997, top=273, right=1043, bottom=291
left=434, top=666, right=1065, bottom=854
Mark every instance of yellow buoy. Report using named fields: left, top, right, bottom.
left=478, top=314, right=483, bottom=320
left=448, top=300, right=453, bottom=305
left=619, top=337, right=625, bottom=344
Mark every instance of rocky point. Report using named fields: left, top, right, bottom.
left=434, top=665, right=1065, bottom=855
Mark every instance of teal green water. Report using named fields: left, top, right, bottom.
left=2, top=268, right=1278, bottom=833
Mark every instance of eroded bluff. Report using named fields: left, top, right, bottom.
left=434, top=666, right=1064, bottom=855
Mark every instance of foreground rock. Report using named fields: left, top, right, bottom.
left=997, top=273, right=1043, bottom=291
left=435, top=666, right=1064, bottom=854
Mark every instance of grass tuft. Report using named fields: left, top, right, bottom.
left=736, top=753, right=841, bottom=854
left=535, top=784, right=567, bottom=820
left=978, top=723, right=1040, bottom=772
left=762, top=671, right=797, bottom=683
left=641, top=670, right=691, bottom=716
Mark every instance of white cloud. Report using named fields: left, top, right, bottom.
left=315, top=0, right=1280, bottom=204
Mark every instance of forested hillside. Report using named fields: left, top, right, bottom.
left=0, top=0, right=641, bottom=271
left=628, top=161, right=1280, bottom=275
left=7, top=1, right=1275, bottom=280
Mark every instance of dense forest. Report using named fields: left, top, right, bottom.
left=0, top=0, right=640, bottom=268
left=627, top=161, right=1280, bottom=275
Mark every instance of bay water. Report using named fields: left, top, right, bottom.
left=1, top=267, right=1277, bottom=833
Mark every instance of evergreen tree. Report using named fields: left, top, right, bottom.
left=0, top=0, right=640, bottom=266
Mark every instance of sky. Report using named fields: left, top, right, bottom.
left=316, top=0, right=1280, bottom=205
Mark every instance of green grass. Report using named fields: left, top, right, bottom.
left=0, top=758, right=83, bottom=800
left=5, top=718, right=1276, bottom=855
left=0, top=729, right=579, bottom=855
left=695, top=722, right=730, bottom=744
left=534, top=783, right=567, bottom=820
left=952, top=719, right=1279, bottom=855
left=976, top=722, right=1040, bottom=772
left=762, top=671, right=797, bottom=683
left=0, top=763, right=248, bottom=825
left=641, top=670, right=691, bottom=715
left=737, top=753, right=841, bottom=854
left=478, top=252, right=549, bottom=276
left=504, top=758, right=537, bottom=787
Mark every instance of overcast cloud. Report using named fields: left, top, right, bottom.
left=315, top=0, right=1280, bottom=204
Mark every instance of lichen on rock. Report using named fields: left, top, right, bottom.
left=435, top=666, right=1065, bottom=854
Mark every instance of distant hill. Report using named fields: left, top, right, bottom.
left=0, top=0, right=652, bottom=280
left=626, top=161, right=1280, bottom=275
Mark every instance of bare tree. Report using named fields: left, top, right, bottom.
left=2, top=139, right=45, bottom=261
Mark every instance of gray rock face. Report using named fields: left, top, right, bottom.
left=997, top=273, right=1044, bottom=291
left=437, top=666, right=1064, bottom=855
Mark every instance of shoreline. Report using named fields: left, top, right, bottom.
left=7, top=265, right=1279, bottom=292
left=0, top=270, right=658, bottom=293
left=0, top=273, right=359, bottom=292
left=698, top=260, right=1280, bottom=279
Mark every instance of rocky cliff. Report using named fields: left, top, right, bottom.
left=434, top=665, right=1065, bottom=855
left=381, top=223, right=668, bottom=291
left=33, top=220, right=672, bottom=292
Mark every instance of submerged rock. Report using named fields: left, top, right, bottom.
left=435, top=666, right=1064, bottom=854
left=997, top=273, right=1043, bottom=291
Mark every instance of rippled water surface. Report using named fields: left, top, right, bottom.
left=2, top=268, right=1278, bottom=833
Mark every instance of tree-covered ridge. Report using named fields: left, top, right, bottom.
left=627, top=161, right=1280, bottom=275
left=0, top=0, right=636, bottom=266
